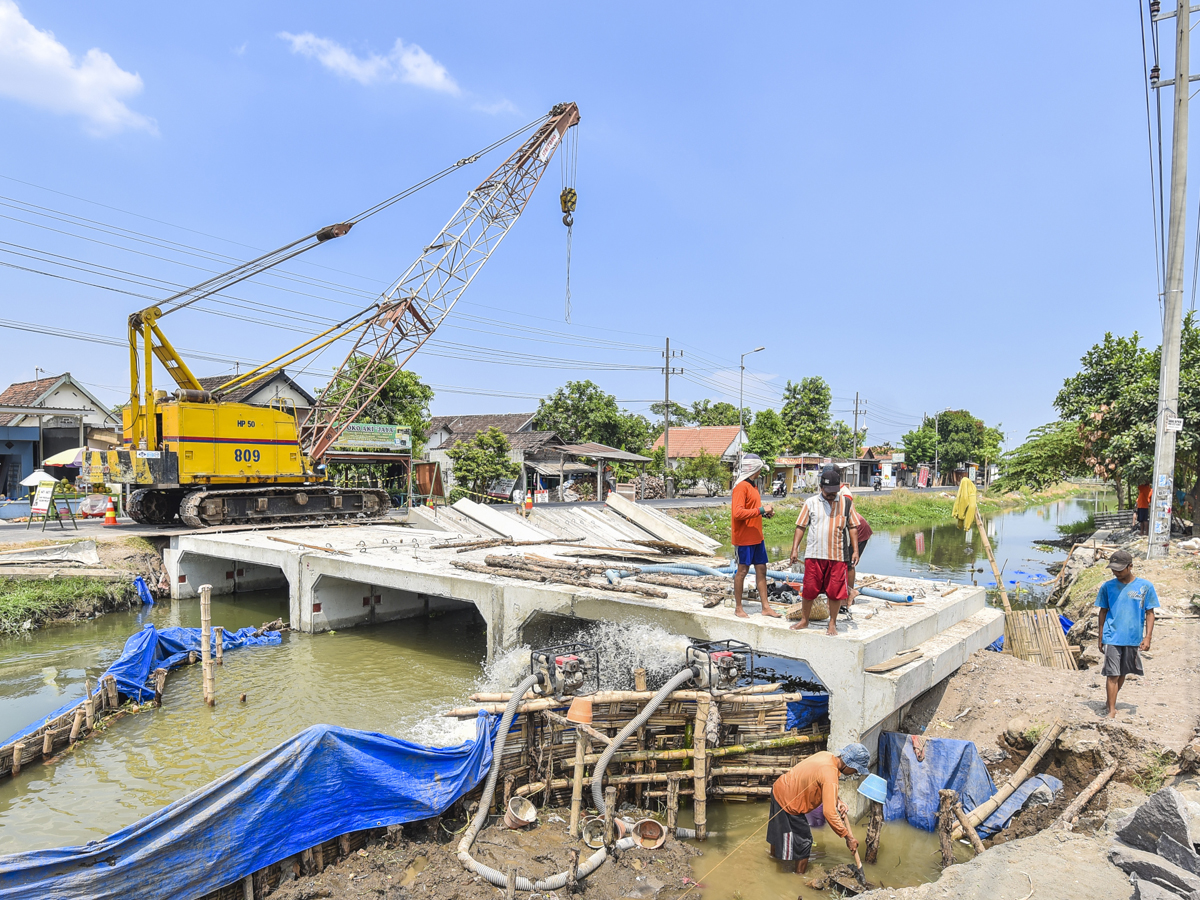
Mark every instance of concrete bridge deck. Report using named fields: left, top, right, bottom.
left=163, top=516, right=1003, bottom=756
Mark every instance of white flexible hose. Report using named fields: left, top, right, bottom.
left=591, top=666, right=698, bottom=815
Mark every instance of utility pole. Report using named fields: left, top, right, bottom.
left=662, top=338, right=683, bottom=498
left=1149, top=0, right=1192, bottom=558
left=853, top=392, right=860, bottom=455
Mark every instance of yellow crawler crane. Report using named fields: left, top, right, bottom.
left=83, top=103, right=580, bottom=526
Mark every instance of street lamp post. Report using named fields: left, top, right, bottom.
left=739, top=346, right=765, bottom=456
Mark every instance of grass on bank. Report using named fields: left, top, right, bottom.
left=0, top=577, right=136, bottom=635
left=1057, top=513, right=1096, bottom=536
left=677, top=483, right=1108, bottom=546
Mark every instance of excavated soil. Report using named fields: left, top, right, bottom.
left=265, top=808, right=699, bottom=900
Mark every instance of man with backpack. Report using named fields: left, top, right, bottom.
left=787, top=464, right=859, bottom=635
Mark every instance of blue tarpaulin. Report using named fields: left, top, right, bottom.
left=786, top=694, right=830, bottom=731
left=878, top=732, right=996, bottom=831
left=1, top=624, right=280, bottom=747
left=0, top=717, right=497, bottom=900
left=133, top=576, right=154, bottom=605
left=976, top=774, right=1062, bottom=838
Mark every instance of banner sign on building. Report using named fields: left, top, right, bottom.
left=332, top=424, right=412, bottom=451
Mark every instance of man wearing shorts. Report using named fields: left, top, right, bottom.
left=768, top=743, right=869, bottom=874
left=730, top=454, right=781, bottom=620
left=787, top=465, right=859, bottom=635
left=1095, top=549, right=1157, bottom=719
left=1136, top=483, right=1151, bottom=536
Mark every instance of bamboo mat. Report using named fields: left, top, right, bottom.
left=1005, top=609, right=1078, bottom=670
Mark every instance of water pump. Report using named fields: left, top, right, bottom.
left=685, top=639, right=755, bottom=691
left=530, top=643, right=599, bottom=698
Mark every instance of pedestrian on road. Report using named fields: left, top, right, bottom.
left=787, top=464, right=859, bottom=635
left=731, top=454, right=781, bottom=620
left=1095, top=548, right=1158, bottom=719
left=767, top=743, right=869, bottom=875
left=1136, top=483, right=1151, bottom=536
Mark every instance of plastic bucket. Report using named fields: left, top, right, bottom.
left=504, top=796, right=537, bottom=829
left=631, top=818, right=666, bottom=849
left=858, top=773, right=887, bottom=804
left=581, top=816, right=605, bottom=849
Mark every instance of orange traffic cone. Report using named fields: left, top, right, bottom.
left=103, top=496, right=119, bottom=527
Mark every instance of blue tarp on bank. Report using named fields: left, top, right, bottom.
left=0, top=716, right=497, bottom=900
left=786, top=694, right=830, bottom=731
left=1, top=624, right=280, bottom=747
left=878, top=732, right=996, bottom=831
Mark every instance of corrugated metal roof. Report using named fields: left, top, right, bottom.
left=553, top=442, right=652, bottom=463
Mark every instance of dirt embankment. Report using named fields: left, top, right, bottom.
left=0, top=536, right=168, bottom=633
left=265, top=807, right=699, bottom=900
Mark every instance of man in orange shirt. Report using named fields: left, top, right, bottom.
left=767, top=743, right=869, bottom=874
left=1136, top=483, right=1151, bottom=536
left=731, top=454, right=781, bottom=619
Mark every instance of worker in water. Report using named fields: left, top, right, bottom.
left=731, top=454, right=781, bottom=619
left=768, top=743, right=870, bottom=874
left=787, top=464, right=859, bottom=635
left=1096, top=549, right=1158, bottom=719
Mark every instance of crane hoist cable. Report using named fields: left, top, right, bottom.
left=155, top=113, right=552, bottom=320
left=559, top=119, right=579, bottom=322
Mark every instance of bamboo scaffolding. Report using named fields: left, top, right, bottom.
left=444, top=690, right=807, bottom=718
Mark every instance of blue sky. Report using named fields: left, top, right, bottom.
left=0, top=1, right=1170, bottom=448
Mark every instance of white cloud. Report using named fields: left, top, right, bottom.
left=280, top=31, right=459, bottom=95
left=473, top=98, right=517, bottom=116
left=0, top=0, right=154, bottom=135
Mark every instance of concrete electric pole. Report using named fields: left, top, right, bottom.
left=1149, top=0, right=1192, bottom=558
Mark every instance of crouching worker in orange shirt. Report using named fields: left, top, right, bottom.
left=767, top=743, right=870, bottom=874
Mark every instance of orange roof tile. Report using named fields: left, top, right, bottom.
left=650, top=425, right=742, bottom=459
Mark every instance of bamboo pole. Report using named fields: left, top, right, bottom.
left=1052, top=763, right=1117, bottom=831
left=84, top=696, right=95, bottom=730
left=666, top=776, right=680, bottom=831
left=952, top=719, right=1065, bottom=839
left=937, top=790, right=956, bottom=868
left=444, top=689, right=806, bottom=717
left=153, top=668, right=167, bottom=707
left=104, top=675, right=119, bottom=710
left=199, top=585, right=214, bottom=706
left=865, top=800, right=884, bottom=863
left=468, top=682, right=782, bottom=702
left=975, top=508, right=1012, bottom=613
left=707, top=765, right=792, bottom=777
left=953, top=803, right=985, bottom=855
left=634, top=667, right=647, bottom=808
left=215, top=628, right=224, bottom=665
left=70, top=708, right=84, bottom=744
left=603, top=786, right=617, bottom=849
left=693, top=694, right=709, bottom=841
left=12, top=743, right=24, bottom=777
left=42, top=731, right=53, bottom=758
left=569, top=729, right=587, bottom=837
left=242, top=874, right=254, bottom=900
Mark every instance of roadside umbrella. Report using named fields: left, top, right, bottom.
left=19, top=469, right=56, bottom=486
left=42, top=446, right=87, bottom=467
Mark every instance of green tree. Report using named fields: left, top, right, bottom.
left=446, top=427, right=519, bottom=502
left=674, top=449, right=730, bottom=496
left=901, top=410, right=998, bottom=477
left=321, top=357, right=434, bottom=453
left=829, top=420, right=863, bottom=458
left=993, top=422, right=1088, bottom=492
left=746, top=408, right=788, bottom=473
left=688, top=399, right=746, bottom=427
left=534, top=380, right=652, bottom=452
left=781, top=376, right=833, bottom=454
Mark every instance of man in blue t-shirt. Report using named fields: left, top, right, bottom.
left=1094, top=549, right=1158, bottom=719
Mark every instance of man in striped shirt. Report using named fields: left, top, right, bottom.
left=787, top=464, right=858, bottom=635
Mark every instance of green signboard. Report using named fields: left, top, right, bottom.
left=333, top=424, right=412, bottom=451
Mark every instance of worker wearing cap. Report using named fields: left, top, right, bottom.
left=787, top=464, right=859, bottom=635
left=730, top=454, right=781, bottom=619
left=1095, top=549, right=1158, bottom=719
left=767, top=743, right=869, bottom=874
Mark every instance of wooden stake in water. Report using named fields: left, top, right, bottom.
left=12, top=742, right=24, bottom=777
left=569, top=730, right=587, bottom=837
left=70, top=708, right=85, bottom=744
left=693, top=694, right=710, bottom=841
left=199, top=584, right=214, bottom=706
left=215, top=628, right=224, bottom=665
left=974, top=509, right=1012, bottom=613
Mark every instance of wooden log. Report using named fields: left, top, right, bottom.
left=693, top=694, right=709, bottom=841
left=603, top=786, right=617, bottom=849
left=215, top=628, right=224, bottom=665
left=42, top=730, right=53, bottom=758
left=452, top=558, right=669, bottom=598
left=953, top=802, right=985, bottom=855
left=865, top=800, right=884, bottom=864
left=199, top=585, right=214, bottom=706
left=634, top=573, right=725, bottom=594
left=153, top=668, right=167, bottom=708
left=314, top=843, right=324, bottom=872
left=666, top=776, right=680, bottom=831
left=567, top=849, right=579, bottom=893
left=12, top=742, right=24, bottom=777
left=338, top=834, right=351, bottom=857
left=1052, top=762, right=1118, bottom=831
left=569, top=729, right=587, bottom=837
left=84, top=697, right=95, bottom=730
left=242, top=874, right=254, bottom=900
left=104, top=674, right=119, bottom=710
left=506, top=866, right=516, bottom=900
left=69, top=708, right=84, bottom=744
left=300, top=848, right=314, bottom=875
left=952, top=719, right=1066, bottom=839
left=937, top=790, right=956, bottom=868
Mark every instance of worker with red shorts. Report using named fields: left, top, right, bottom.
left=787, top=464, right=859, bottom=636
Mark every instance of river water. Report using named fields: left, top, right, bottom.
left=0, top=498, right=1100, bottom=894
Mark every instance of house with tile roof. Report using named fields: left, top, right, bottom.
left=425, top=412, right=541, bottom=493
left=649, top=425, right=745, bottom=469
left=196, top=371, right=316, bottom=411
left=0, top=372, right=116, bottom=498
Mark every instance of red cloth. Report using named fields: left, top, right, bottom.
left=731, top=480, right=764, bottom=547
left=802, top=557, right=848, bottom=601
left=1137, top=484, right=1151, bottom=509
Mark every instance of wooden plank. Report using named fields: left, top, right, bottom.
left=865, top=650, right=924, bottom=674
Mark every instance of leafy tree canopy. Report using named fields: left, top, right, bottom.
left=534, top=380, right=651, bottom=452
left=992, top=422, right=1088, bottom=492
left=445, top=427, right=519, bottom=502
left=900, top=410, right=1001, bottom=473
left=781, top=376, right=834, bottom=454
left=746, top=408, right=788, bottom=473
left=321, top=358, right=434, bottom=455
